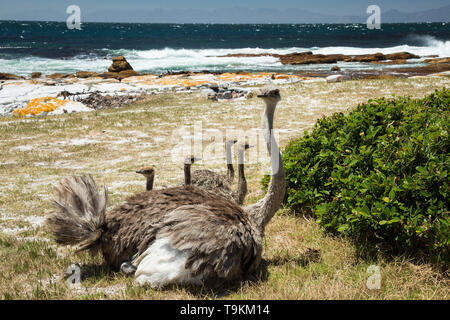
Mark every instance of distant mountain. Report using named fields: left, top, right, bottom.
left=382, top=5, right=450, bottom=23
left=1, top=5, right=449, bottom=24
left=83, top=5, right=450, bottom=24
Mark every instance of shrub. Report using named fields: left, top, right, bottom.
left=264, top=89, right=449, bottom=264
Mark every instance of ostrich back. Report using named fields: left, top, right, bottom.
left=101, top=185, right=262, bottom=282
left=190, top=169, right=234, bottom=201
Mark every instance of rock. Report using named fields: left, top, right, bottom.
left=76, top=92, right=149, bottom=110
left=108, top=56, right=134, bottom=73
left=371, top=59, right=407, bottom=65
left=208, top=84, right=219, bottom=92
left=222, top=91, right=233, bottom=99
left=423, top=57, right=450, bottom=64
left=385, top=52, right=419, bottom=60
left=326, top=75, right=344, bottom=83
left=0, top=73, right=25, bottom=80
left=245, top=91, right=255, bottom=99
left=47, top=73, right=74, bottom=79
left=280, top=52, right=340, bottom=65
left=331, top=66, right=341, bottom=71
left=118, top=70, right=139, bottom=79
left=201, top=88, right=217, bottom=98
left=47, top=73, right=64, bottom=79
left=76, top=71, right=99, bottom=78
left=346, top=53, right=386, bottom=63
left=31, top=72, right=42, bottom=79
left=98, top=72, right=120, bottom=79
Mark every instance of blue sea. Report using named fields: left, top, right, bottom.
left=0, top=21, right=449, bottom=76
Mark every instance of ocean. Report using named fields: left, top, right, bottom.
left=0, top=21, right=449, bottom=76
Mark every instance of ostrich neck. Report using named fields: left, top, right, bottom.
left=235, top=149, right=247, bottom=205
left=226, top=143, right=235, bottom=183
left=245, top=101, right=285, bottom=234
left=184, top=164, right=191, bottom=185
left=146, top=176, right=154, bottom=191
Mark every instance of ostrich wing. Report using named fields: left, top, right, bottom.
left=145, top=204, right=262, bottom=281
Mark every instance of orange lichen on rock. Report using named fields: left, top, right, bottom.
left=13, top=97, right=70, bottom=116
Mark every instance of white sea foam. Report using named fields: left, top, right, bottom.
left=2, top=37, right=449, bottom=77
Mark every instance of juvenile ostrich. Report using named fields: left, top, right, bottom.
left=183, top=155, right=201, bottom=185
left=46, top=85, right=285, bottom=288
left=191, top=141, right=252, bottom=205
left=230, top=143, right=252, bottom=205
left=188, top=139, right=237, bottom=188
left=136, top=167, right=155, bottom=191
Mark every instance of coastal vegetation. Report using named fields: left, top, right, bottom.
left=263, top=89, right=449, bottom=265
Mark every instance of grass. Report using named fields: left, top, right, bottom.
left=0, top=77, right=449, bottom=299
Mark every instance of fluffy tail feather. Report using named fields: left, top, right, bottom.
left=46, top=175, right=108, bottom=253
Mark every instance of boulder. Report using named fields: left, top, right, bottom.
left=118, top=70, right=139, bottom=79
left=385, top=52, right=419, bottom=60
left=222, top=91, right=233, bottom=99
left=47, top=73, right=74, bottom=79
left=98, top=72, right=120, bottom=79
left=201, top=88, right=216, bottom=96
left=371, top=59, right=407, bottom=65
left=423, top=57, right=450, bottom=64
left=279, top=52, right=341, bottom=65
left=108, top=56, right=134, bottom=73
left=326, top=75, right=344, bottom=83
left=0, top=73, right=25, bottom=80
left=331, top=66, right=341, bottom=71
left=31, top=72, right=42, bottom=79
left=346, top=53, right=386, bottom=63
left=76, top=71, right=99, bottom=78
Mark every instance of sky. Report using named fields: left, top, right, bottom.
left=0, top=0, right=449, bottom=22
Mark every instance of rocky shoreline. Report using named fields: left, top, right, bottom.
left=1, top=53, right=449, bottom=116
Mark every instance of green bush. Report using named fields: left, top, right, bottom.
left=265, top=89, right=449, bottom=264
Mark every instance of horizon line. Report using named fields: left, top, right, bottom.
left=1, top=19, right=448, bottom=25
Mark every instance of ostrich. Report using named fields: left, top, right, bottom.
left=191, top=140, right=252, bottom=205
left=136, top=166, right=155, bottom=191
left=192, top=139, right=237, bottom=185
left=46, top=85, right=285, bottom=288
left=230, top=143, right=252, bottom=205
left=183, top=155, right=201, bottom=185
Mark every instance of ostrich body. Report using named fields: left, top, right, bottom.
left=47, top=85, right=285, bottom=288
left=188, top=139, right=236, bottom=190
left=191, top=141, right=252, bottom=205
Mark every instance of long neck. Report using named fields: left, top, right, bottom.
left=146, top=176, right=154, bottom=191
left=226, top=143, right=235, bottom=183
left=184, top=164, right=191, bottom=185
left=235, top=149, right=247, bottom=205
left=247, top=101, right=285, bottom=233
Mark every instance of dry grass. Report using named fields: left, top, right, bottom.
left=0, top=77, right=449, bottom=299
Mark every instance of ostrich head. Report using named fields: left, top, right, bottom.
left=226, top=138, right=238, bottom=148
left=257, top=85, right=281, bottom=104
left=136, top=166, right=155, bottom=179
left=184, top=155, right=201, bottom=185
left=136, top=166, right=155, bottom=191
left=184, top=155, right=201, bottom=165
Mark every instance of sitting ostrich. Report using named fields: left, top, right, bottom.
left=136, top=167, right=155, bottom=191
left=190, top=141, right=253, bottom=205
left=191, top=139, right=237, bottom=187
left=46, top=85, right=285, bottom=288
